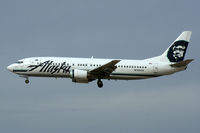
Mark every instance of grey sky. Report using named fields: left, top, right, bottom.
left=1, top=0, right=200, bottom=133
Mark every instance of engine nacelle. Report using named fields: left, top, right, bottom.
left=70, top=69, right=89, bottom=83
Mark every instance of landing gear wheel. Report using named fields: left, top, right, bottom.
left=25, top=79, right=29, bottom=84
left=97, top=79, right=103, bottom=88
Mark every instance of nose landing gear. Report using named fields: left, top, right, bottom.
left=97, top=79, right=103, bottom=88
left=23, top=76, right=29, bottom=84
left=19, top=75, right=30, bottom=84
left=25, top=79, right=29, bottom=84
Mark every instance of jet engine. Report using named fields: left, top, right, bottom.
left=70, top=69, right=89, bottom=83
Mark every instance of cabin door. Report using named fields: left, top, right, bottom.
left=153, top=63, right=158, bottom=73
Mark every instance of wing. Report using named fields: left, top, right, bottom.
left=89, top=60, right=120, bottom=78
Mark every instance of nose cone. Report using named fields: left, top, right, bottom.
left=7, top=64, right=13, bottom=72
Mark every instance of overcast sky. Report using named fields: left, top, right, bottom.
left=1, top=0, right=200, bottom=133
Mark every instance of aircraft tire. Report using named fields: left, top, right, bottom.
left=97, top=79, right=103, bottom=88
left=25, top=79, right=29, bottom=84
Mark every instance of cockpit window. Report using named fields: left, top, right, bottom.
left=16, top=61, right=23, bottom=64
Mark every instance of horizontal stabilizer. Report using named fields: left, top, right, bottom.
left=170, top=59, right=194, bottom=67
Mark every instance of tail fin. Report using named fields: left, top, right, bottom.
left=160, top=31, right=192, bottom=62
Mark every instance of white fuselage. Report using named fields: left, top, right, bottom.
left=6, top=31, right=192, bottom=87
left=7, top=57, right=185, bottom=80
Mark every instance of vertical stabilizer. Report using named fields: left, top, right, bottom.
left=159, top=31, right=192, bottom=62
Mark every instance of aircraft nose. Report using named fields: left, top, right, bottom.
left=7, top=64, right=13, bottom=72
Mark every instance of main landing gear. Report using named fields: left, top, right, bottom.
left=97, top=79, right=103, bottom=88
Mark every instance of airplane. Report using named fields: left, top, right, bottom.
left=7, top=31, right=193, bottom=88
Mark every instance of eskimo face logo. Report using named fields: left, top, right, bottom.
left=172, top=45, right=186, bottom=60
left=167, top=40, right=188, bottom=62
